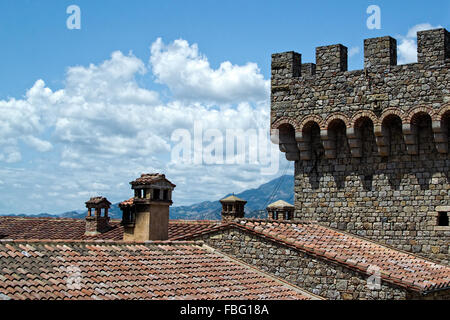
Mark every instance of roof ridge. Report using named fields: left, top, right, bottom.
left=0, top=239, right=204, bottom=246
left=169, top=219, right=221, bottom=224
left=169, top=223, right=232, bottom=241
left=0, top=216, right=85, bottom=221
left=236, top=218, right=317, bottom=224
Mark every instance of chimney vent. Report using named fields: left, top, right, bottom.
left=220, top=195, right=247, bottom=221
left=120, top=173, right=176, bottom=241
left=85, top=196, right=112, bottom=236
left=267, top=200, right=294, bottom=221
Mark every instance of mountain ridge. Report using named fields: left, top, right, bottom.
left=2, top=175, right=294, bottom=221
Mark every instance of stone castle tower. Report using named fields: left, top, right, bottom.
left=270, top=28, right=450, bottom=264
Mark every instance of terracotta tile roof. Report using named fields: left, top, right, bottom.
left=0, top=240, right=311, bottom=300
left=3, top=216, right=448, bottom=294
left=267, top=200, right=294, bottom=209
left=0, top=216, right=221, bottom=241
left=85, top=197, right=111, bottom=206
left=220, top=195, right=247, bottom=203
left=130, top=173, right=176, bottom=187
left=174, top=219, right=450, bottom=293
left=168, top=220, right=222, bottom=240
left=119, top=197, right=134, bottom=207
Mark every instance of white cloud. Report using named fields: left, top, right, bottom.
left=0, top=38, right=283, bottom=214
left=150, top=38, right=269, bottom=104
left=23, top=136, right=53, bottom=152
left=398, top=23, right=443, bottom=64
left=0, top=147, right=21, bottom=163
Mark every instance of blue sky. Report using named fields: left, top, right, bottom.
left=0, top=0, right=448, bottom=214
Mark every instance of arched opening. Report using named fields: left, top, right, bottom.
left=352, top=117, right=376, bottom=190
left=301, top=121, right=323, bottom=161
left=299, top=121, right=324, bottom=189
left=442, top=111, right=450, bottom=152
left=441, top=111, right=450, bottom=142
left=381, top=114, right=405, bottom=157
left=445, top=111, right=450, bottom=150
left=354, top=117, right=376, bottom=158
left=410, top=112, right=434, bottom=155
left=325, top=119, right=349, bottom=159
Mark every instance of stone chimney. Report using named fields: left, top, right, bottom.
left=85, top=197, right=112, bottom=236
left=267, top=200, right=294, bottom=221
left=220, top=195, right=247, bottom=221
left=120, top=173, right=175, bottom=241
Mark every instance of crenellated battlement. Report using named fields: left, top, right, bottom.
left=272, top=28, right=449, bottom=86
left=271, top=28, right=450, bottom=162
left=270, top=28, right=450, bottom=265
left=364, top=36, right=397, bottom=69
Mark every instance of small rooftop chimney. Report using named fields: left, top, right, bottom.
left=220, top=195, right=247, bottom=221
left=120, top=173, right=175, bottom=241
left=267, top=200, right=294, bottom=221
left=85, top=197, right=111, bottom=236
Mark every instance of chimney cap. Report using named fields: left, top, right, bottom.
left=220, top=195, right=247, bottom=204
left=85, top=196, right=111, bottom=207
left=130, top=173, right=176, bottom=188
left=267, top=200, right=294, bottom=209
left=119, top=197, right=135, bottom=208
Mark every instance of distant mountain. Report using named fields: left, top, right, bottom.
left=170, top=175, right=294, bottom=220
left=2, top=175, right=294, bottom=221
left=59, top=204, right=123, bottom=220
left=3, top=212, right=56, bottom=218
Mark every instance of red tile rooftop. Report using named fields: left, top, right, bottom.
left=130, top=173, right=176, bottom=187
left=174, top=219, right=450, bottom=293
left=0, top=240, right=313, bottom=300
left=1, top=216, right=449, bottom=294
left=0, top=216, right=220, bottom=241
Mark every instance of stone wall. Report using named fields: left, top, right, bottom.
left=85, top=216, right=110, bottom=236
left=270, top=28, right=450, bottom=264
left=194, top=227, right=450, bottom=300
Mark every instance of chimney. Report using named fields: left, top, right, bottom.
left=120, top=173, right=175, bottom=241
left=85, top=197, right=112, bottom=236
left=266, top=200, right=294, bottom=221
left=220, top=195, right=247, bottom=221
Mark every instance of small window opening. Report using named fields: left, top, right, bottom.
left=153, top=189, right=161, bottom=200
left=438, top=212, right=449, bottom=226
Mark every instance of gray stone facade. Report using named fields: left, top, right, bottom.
left=271, top=28, right=450, bottom=264
left=193, top=227, right=450, bottom=300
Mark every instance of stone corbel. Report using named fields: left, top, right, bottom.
left=321, top=129, right=336, bottom=159
left=432, top=120, right=448, bottom=154
left=402, top=123, right=418, bottom=155
left=346, top=127, right=362, bottom=158
left=374, top=125, right=389, bottom=157
left=279, top=143, right=300, bottom=161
